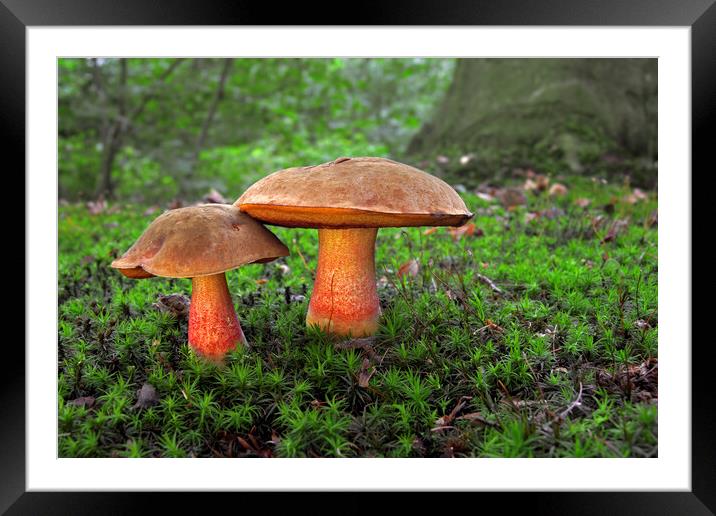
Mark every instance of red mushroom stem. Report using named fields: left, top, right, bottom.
left=188, top=272, right=246, bottom=359
left=306, top=228, right=381, bottom=337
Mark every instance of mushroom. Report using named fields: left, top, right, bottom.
left=236, top=157, right=473, bottom=337
left=111, top=204, right=289, bottom=360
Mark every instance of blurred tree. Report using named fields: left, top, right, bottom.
left=407, top=58, right=657, bottom=179
left=58, top=58, right=454, bottom=202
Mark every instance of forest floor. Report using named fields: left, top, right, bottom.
left=58, top=170, right=658, bottom=458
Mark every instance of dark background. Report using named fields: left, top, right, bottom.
left=5, top=0, right=713, bottom=514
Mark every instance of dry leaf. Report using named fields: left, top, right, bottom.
left=574, top=198, right=591, bottom=208
left=498, top=188, right=527, bottom=210
left=397, top=259, right=419, bottom=279
left=358, top=358, right=376, bottom=388
left=423, top=227, right=440, bottom=236
left=133, top=383, right=159, bottom=410
left=86, top=198, right=106, bottom=215
left=525, top=212, right=540, bottom=224
left=601, top=218, right=630, bottom=244
left=536, top=174, right=550, bottom=191
left=549, top=183, right=568, bottom=196
left=523, top=178, right=539, bottom=191
left=68, top=396, right=96, bottom=408
left=203, top=188, right=226, bottom=204
left=255, top=278, right=269, bottom=285
left=448, top=222, right=481, bottom=241
left=476, top=192, right=495, bottom=202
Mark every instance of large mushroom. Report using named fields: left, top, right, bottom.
left=111, top=204, right=289, bottom=360
left=236, top=157, right=473, bottom=337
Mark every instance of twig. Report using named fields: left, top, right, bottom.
left=558, top=382, right=583, bottom=419
left=475, top=273, right=504, bottom=295
left=292, top=238, right=314, bottom=279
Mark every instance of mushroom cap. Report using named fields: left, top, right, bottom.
left=111, top=204, right=289, bottom=279
left=236, top=157, right=473, bottom=228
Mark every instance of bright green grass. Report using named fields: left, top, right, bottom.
left=58, top=176, right=657, bottom=458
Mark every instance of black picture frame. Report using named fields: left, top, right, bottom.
left=4, top=0, right=712, bottom=513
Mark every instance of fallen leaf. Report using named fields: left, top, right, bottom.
left=237, top=436, right=253, bottom=451
left=603, top=197, right=617, bottom=214
left=448, top=222, right=481, bottom=241
left=523, top=178, right=539, bottom=191
left=548, top=183, right=568, bottom=196
left=133, top=383, right=159, bottom=409
left=423, top=227, right=440, bottom=236
left=591, top=215, right=606, bottom=230
left=601, top=218, right=630, bottom=244
left=476, top=192, right=495, bottom=202
left=635, top=319, right=651, bottom=330
left=68, top=396, right=96, bottom=408
left=153, top=294, right=190, bottom=319
left=358, top=357, right=376, bottom=388
left=541, top=207, right=565, bottom=220
left=397, top=259, right=419, bottom=279
left=525, top=212, right=540, bottom=224
left=255, top=278, right=269, bottom=285
left=203, top=188, right=226, bottom=204
left=536, top=174, right=550, bottom=191
left=86, top=198, right=106, bottom=215
left=168, top=199, right=184, bottom=210
left=574, top=198, right=591, bottom=208
left=498, top=188, right=527, bottom=210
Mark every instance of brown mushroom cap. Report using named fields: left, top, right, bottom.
left=236, top=157, right=473, bottom=228
left=111, top=204, right=289, bottom=279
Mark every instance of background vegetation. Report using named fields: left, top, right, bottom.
left=58, top=58, right=658, bottom=458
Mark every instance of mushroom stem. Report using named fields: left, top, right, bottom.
left=307, top=228, right=380, bottom=337
left=188, top=272, right=246, bottom=359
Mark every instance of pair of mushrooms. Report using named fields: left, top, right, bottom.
left=112, top=157, right=473, bottom=361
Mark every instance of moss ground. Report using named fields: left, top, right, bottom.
left=58, top=175, right=657, bottom=458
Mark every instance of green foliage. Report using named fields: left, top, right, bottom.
left=59, top=58, right=454, bottom=202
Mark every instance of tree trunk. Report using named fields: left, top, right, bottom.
left=407, top=58, right=657, bottom=175
left=194, top=59, right=233, bottom=160
left=93, top=59, right=185, bottom=199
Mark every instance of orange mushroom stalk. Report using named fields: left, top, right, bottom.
left=111, top=204, right=288, bottom=361
left=307, top=228, right=380, bottom=336
left=188, top=273, right=246, bottom=358
left=237, top=157, right=473, bottom=338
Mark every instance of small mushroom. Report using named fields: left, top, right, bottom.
left=111, top=204, right=288, bottom=361
left=236, top=157, right=473, bottom=337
